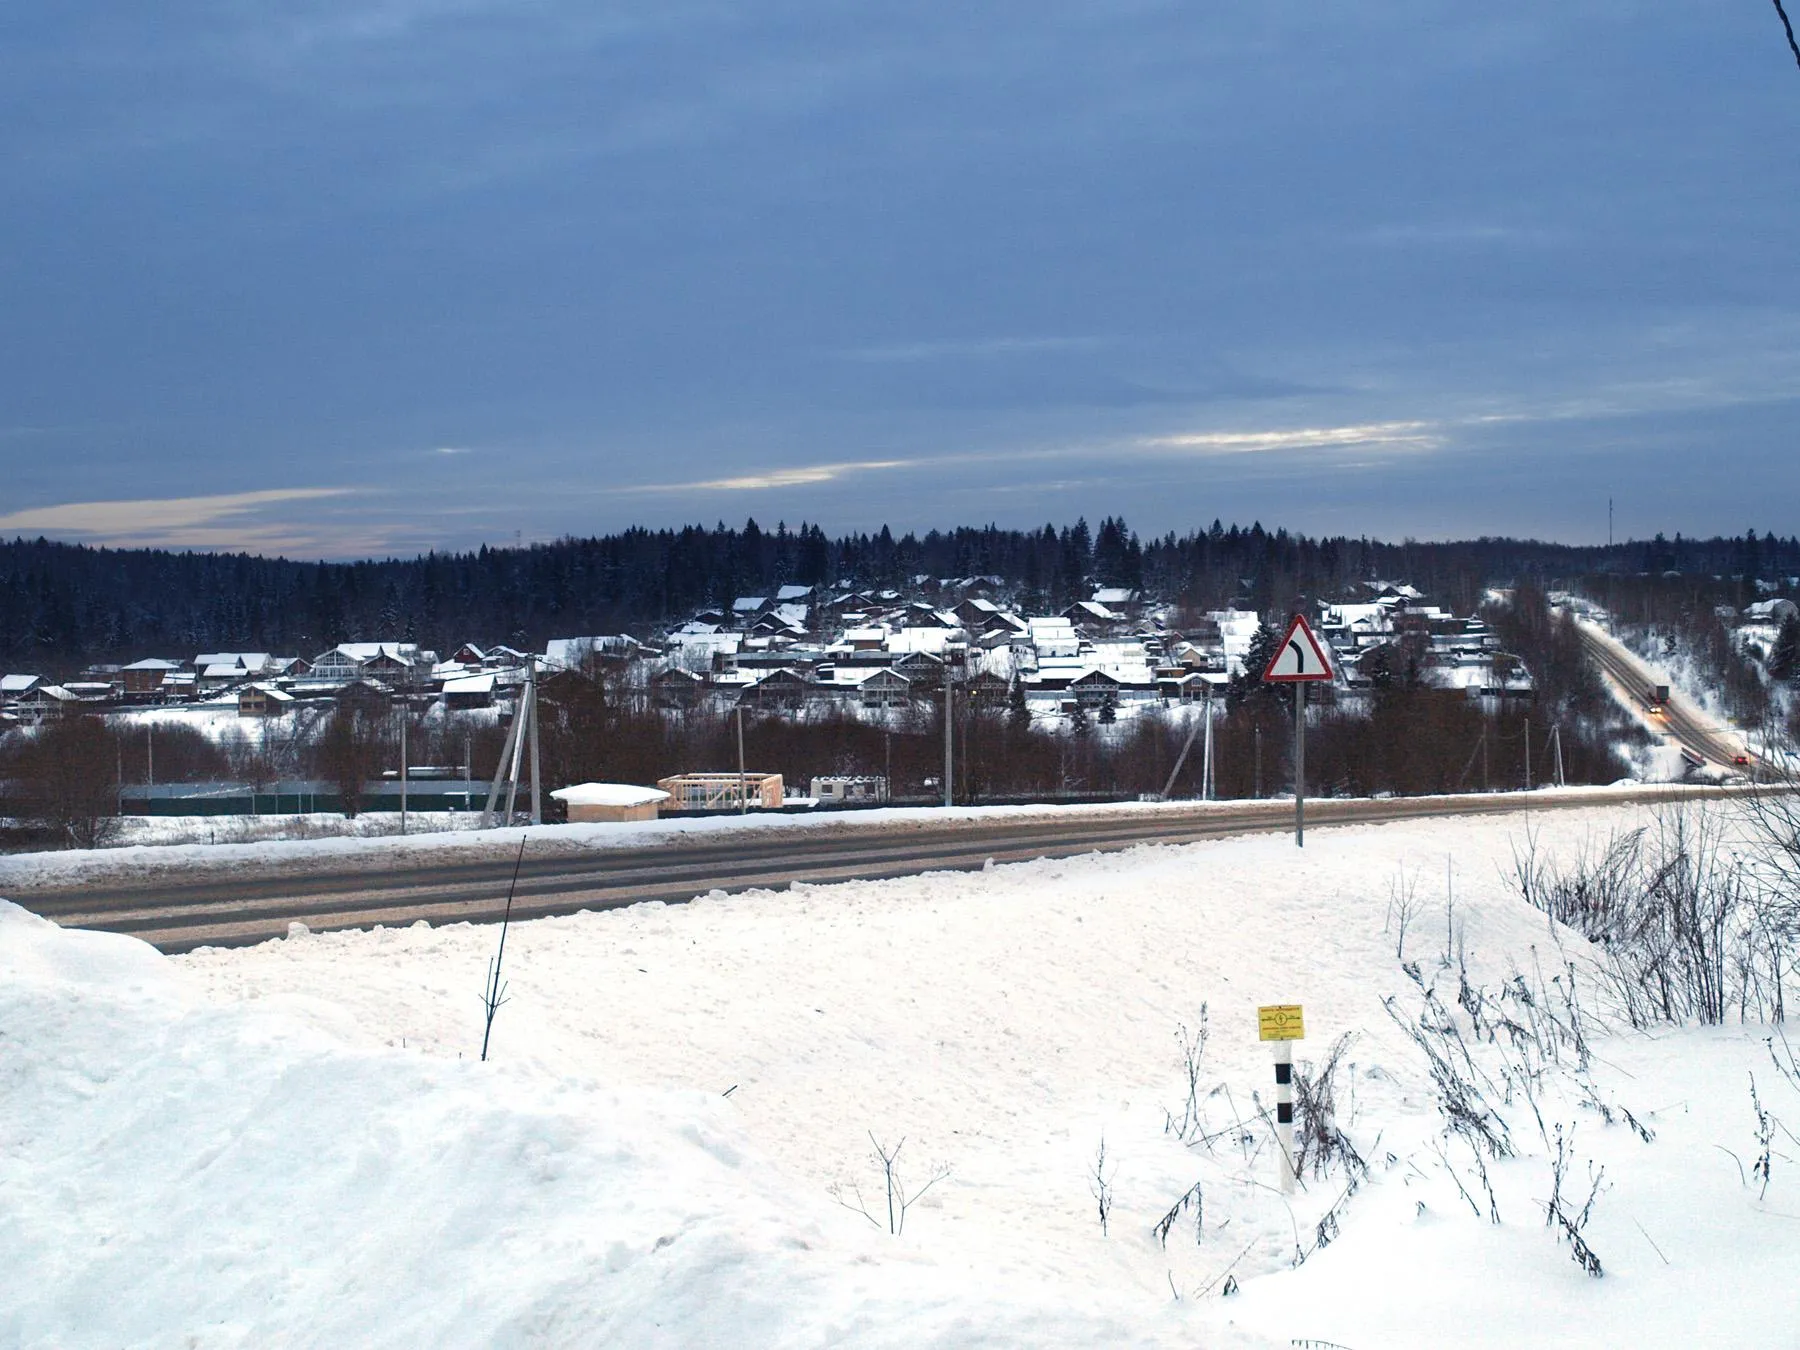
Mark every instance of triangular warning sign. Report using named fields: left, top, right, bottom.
left=1262, top=613, right=1335, bottom=683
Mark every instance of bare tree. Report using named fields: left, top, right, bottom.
left=18, top=716, right=119, bottom=849
left=316, top=702, right=384, bottom=818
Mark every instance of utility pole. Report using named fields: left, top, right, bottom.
left=1254, top=723, right=1262, bottom=799
left=399, top=699, right=408, bottom=835
left=1481, top=723, right=1490, bottom=792
left=736, top=704, right=748, bottom=815
left=1550, top=723, right=1565, bottom=787
left=1607, top=497, right=1616, bottom=635
left=943, top=651, right=954, bottom=808
left=1201, top=683, right=1215, bottom=801
left=527, top=659, right=542, bottom=827
left=483, top=656, right=540, bottom=827
left=146, top=725, right=154, bottom=788
left=1523, top=717, right=1532, bottom=792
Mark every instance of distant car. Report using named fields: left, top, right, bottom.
left=1734, top=754, right=1751, bottom=767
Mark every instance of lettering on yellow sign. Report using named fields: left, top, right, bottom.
left=1257, top=1004, right=1305, bottom=1042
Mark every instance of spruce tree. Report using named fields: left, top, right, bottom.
left=1228, top=619, right=1282, bottom=712
left=1770, top=612, right=1800, bottom=682
left=1007, top=679, right=1031, bottom=732
left=1069, top=700, right=1091, bottom=736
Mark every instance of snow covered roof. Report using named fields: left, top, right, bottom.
left=443, top=674, right=497, bottom=695
left=731, top=596, right=768, bottom=613
left=1067, top=601, right=1120, bottom=621
left=316, top=643, right=420, bottom=668
left=196, top=653, right=270, bottom=671
left=550, top=782, right=672, bottom=808
left=1091, top=588, right=1138, bottom=605
left=887, top=627, right=954, bottom=655
left=122, top=658, right=181, bottom=671
left=245, top=683, right=295, bottom=702
left=201, top=663, right=247, bottom=679
left=774, top=584, right=814, bottom=601
left=1, top=674, right=42, bottom=693
left=543, top=636, right=638, bottom=668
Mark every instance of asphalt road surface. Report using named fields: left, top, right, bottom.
left=11, top=786, right=1733, bottom=954
left=1570, top=619, right=1752, bottom=770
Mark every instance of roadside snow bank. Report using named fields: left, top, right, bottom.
left=0, top=901, right=1260, bottom=1348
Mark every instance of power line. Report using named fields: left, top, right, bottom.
left=1775, top=0, right=1800, bottom=72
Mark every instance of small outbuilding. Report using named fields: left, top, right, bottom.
left=237, top=683, right=294, bottom=717
left=442, top=673, right=497, bottom=710
left=549, top=782, right=671, bottom=823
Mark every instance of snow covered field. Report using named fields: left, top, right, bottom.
left=6, top=803, right=1798, bottom=1347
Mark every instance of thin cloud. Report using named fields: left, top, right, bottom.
left=624, top=459, right=915, bottom=493
left=1143, top=421, right=1441, bottom=454
left=0, top=488, right=360, bottom=549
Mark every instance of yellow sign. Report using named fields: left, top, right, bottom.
left=1258, top=1004, right=1305, bottom=1041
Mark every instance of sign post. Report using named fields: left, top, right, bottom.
left=1261, top=613, right=1334, bottom=848
left=1258, top=1003, right=1306, bottom=1194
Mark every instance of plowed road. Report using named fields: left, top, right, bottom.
left=10, top=787, right=1734, bottom=953
left=1571, top=618, right=1754, bottom=770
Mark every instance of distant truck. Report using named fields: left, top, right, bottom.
left=1645, top=683, right=1671, bottom=714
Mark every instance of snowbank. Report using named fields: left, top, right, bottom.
left=0, top=900, right=1255, bottom=1349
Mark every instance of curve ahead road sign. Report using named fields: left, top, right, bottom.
left=1262, top=613, right=1335, bottom=683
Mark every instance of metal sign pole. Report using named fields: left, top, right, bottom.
left=1294, top=681, right=1305, bottom=848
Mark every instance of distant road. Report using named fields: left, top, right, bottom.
left=10, top=787, right=1736, bottom=953
left=1570, top=618, right=1753, bottom=771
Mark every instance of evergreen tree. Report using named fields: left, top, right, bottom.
left=1007, top=678, right=1031, bottom=732
left=1228, top=620, right=1282, bottom=712
left=1097, top=689, right=1117, bottom=725
left=1770, top=612, right=1800, bottom=682
left=1069, top=699, right=1091, bottom=736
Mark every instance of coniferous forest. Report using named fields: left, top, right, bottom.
left=2, top=520, right=1795, bottom=671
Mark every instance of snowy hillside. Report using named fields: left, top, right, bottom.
left=7, top=804, right=1799, bottom=1347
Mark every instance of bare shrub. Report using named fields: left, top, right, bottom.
left=1162, top=1006, right=1210, bottom=1143
left=1152, top=1181, right=1204, bottom=1248
left=1508, top=806, right=1791, bottom=1026
left=830, top=1133, right=950, bottom=1236
left=1089, top=1136, right=1115, bottom=1236
left=1293, top=1033, right=1369, bottom=1185
left=1544, top=1125, right=1605, bottom=1277
left=15, top=717, right=119, bottom=849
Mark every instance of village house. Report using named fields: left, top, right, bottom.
left=856, top=668, right=914, bottom=711
left=237, top=683, right=295, bottom=717
left=441, top=673, right=497, bottom=710
left=121, top=658, right=181, bottom=697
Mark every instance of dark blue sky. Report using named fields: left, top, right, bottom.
left=3, top=3, right=1798, bottom=557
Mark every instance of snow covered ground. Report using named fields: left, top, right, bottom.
left=6, top=802, right=1798, bottom=1346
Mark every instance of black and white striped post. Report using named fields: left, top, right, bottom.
left=1259, top=1004, right=1305, bottom=1194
